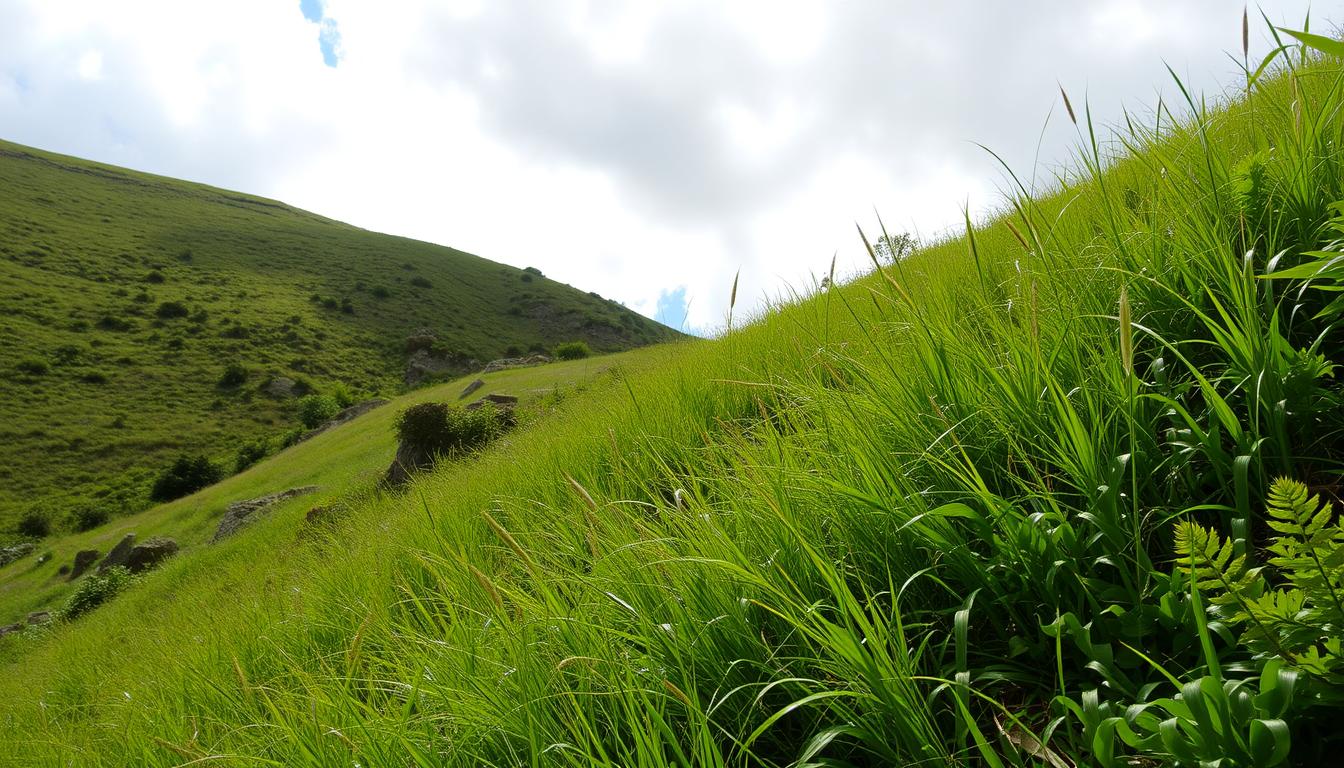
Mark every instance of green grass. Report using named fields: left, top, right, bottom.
left=0, top=141, right=678, bottom=530
left=2, top=28, right=1344, bottom=768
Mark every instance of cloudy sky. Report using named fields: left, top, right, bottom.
left=0, top=1, right=1322, bottom=331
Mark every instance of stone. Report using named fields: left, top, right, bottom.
left=125, top=537, right=178, bottom=574
left=213, top=487, right=319, bottom=542
left=459, top=378, right=485, bottom=399
left=0, top=623, right=21, bottom=638
left=264, top=376, right=298, bottom=398
left=25, top=611, right=51, bottom=626
left=480, top=355, right=551, bottom=374
left=0, top=542, right=35, bottom=568
left=466, top=393, right=519, bottom=410
left=69, top=549, right=100, bottom=580
left=97, top=533, right=137, bottom=573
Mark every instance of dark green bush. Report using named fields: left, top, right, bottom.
left=79, top=371, right=109, bottom=385
left=61, top=566, right=134, bottom=620
left=234, top=439, right=270, bottom=473
left=96, top=315, right=134, bottom=331
left=219, top=363, right=248, bottom=387
left=155, top=301, right=189, bottom=319
left=17, top=511, right=50, bottom=538
left=523, top=266, right=544, bottom=276
left=321, top=297, right=339, bottom=310
left=69, top=505, right=109, bottom=532
left=396, top=402, right=504, bottom=461
left=553, top=341, right=592, bottom=360
left=143, top=270, right=165, bottom=284
left=16, top=358, right=48, bottom=375
left=410, top=276, right=433, bottom=289
left=150, top=454, right=224, bottom=502
left=298, top=394, right=340, bottom=429
left=371, top=285, right=390, bottom=299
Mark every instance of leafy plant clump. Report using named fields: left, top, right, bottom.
left=395, top=402, right=505, bottom=462
left=218, top=363, right=248, bottom=388
left=149, top=454, right=224, bottom=502
left=553, top=340, right=592, bottom=360
left=61, top=566, right=135, bottom=620
left=16, top=511, right=50, bottom=539
left=297, top=394, right=340, bottom=429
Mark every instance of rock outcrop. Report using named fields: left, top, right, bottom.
left=0, top=542, right=34, bottom=568
left=125, top=537, right=178, bottom=573
left=481, top=354, right=551, bottom=374
left=98, top=534, right=137, bottom=574
left=213, top=487, right=319, bottom=542
left=458, top=378, right=485, bottom=399
left=69, top=549, right=100, bottom=580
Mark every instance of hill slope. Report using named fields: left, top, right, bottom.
left=0, top=140, right=678, bottom=529
left=2, top=36, right=1343, bottom=768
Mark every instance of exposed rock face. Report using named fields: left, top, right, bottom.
left=404, top=349, right=479, bottom=387
left=0, top=542, right=35, bottom=568
left=385, top=440, right=434, bottom=488
left=213, top=487, right=319, bottom=542
left=69, top=549, right=100, bottom=580
left=98, top=534, right=137, bottom=574
left=265, top=376, right=298, bottom=398
left=25, top=611, right=51, bottom=626
left=0, top=623, right=20, bottom=638
left=481, top=355, right=551, bottom=374
left=459, top=378, right=485, bottom=399
left=125, top=537, right=178, bottom=573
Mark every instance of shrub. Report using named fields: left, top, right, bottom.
left=520, top=273, right=533, bottom=283
left=371, top=285, right=390, bottom=299
left=53, top=344, right=83, bottom=364
left=298, top=394, right=340, bottom=429
left=395, top=402, right=505, bottom=462
left=80, top=371, right=109, bottom=385
left=523, top=266, right=544, bottom=276
left=143, top=270, right=165, bottom=284
left=405, top=334, right=436, bottom=354
left=69, top=505, right=109, bottom=532
left=17, top=511, right=50, bottom=538
left=150, top=454, right=224, bottom=502
left=328, top=382, right=356, bottom=409
left=218, top=363, right=248, bottom=388
left=96, top=315, right=134, bottom=332
left=16, top=358, right=48, bottom=375
left=340, top=298, right=354, bottom=314
left=61, top=566, right=135, bottom=620
left=410, top=276, right=433, bottom=289
left=234, top=439, right=270, bottom=473
left=155, top=301, right=189, bottom=319
left=553, top=341, right=592, bottom=360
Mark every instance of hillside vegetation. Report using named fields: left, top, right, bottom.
left=0, top=141, right=676, bottom=530
left=3, top=29, right=1344, bottom=768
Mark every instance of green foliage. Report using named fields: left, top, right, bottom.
left=233, top=439, right=270, bottom=473
left=297, top=394, right=340, bottom=429
left=60, top=566, right=134, bottom=620
left=553, top=340, right=592, bottom=360
left=395, top=402, right=504, bottom=461
left=327, top=381, right=356, bottom=409
left=409, top=276, right=432, bottom=289
left=154, top=301, right=188, bottom=319
left=15, top=511, right=49, bottom=539
left=217, top=363, right=248, bottom=388
left=149, top=454, right=223, bottom=502
left=68, top=505, right=108, bottom=533
left=15, top=358, right=47, bottom=376
left=1175, top=478, right=1344, bottom=692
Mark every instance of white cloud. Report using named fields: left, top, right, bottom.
left=0, top=0, right=1321, bottom=331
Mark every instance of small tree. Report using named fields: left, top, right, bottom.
left=873, top=232, right=918, bottom=263
left=298, top=394, right=340, bottom=429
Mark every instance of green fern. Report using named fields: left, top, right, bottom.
left=1174, top=478, right=1344, bottom=697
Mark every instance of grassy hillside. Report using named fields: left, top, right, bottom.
left=0, top=141, right=678, bottom=530
left=2, top=31, right=1343, bottom=768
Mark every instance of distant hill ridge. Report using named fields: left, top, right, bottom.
left=0, top=138, right=678, bottom=531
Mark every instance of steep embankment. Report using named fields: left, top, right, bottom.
left=2, top=36, right=1343, bottom=768
left=0, top=140, right=678, bottom=529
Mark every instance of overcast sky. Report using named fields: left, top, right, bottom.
left=0, top=1, right=1323, bottom=332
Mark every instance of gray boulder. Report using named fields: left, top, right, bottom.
left=459, top=378, right=485, bottom=399
left=213, top=487, right=319, bottom=542
left=0, top=542, right=35, bottom=568
left=0, top=623, right=21, bottom=638
left=98, top=534, right=137, bottom=573
left=25, top=611, right=51, bottom=626
left=125, top=537, right=178, bottom=573
left=265, top=376, right=298, bottom=398
left=69, top=549, right=100, bottom=580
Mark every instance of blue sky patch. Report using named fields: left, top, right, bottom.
left=654, top=286, right=691, bottom=333
left=298, top=0, right=341, bottom=68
